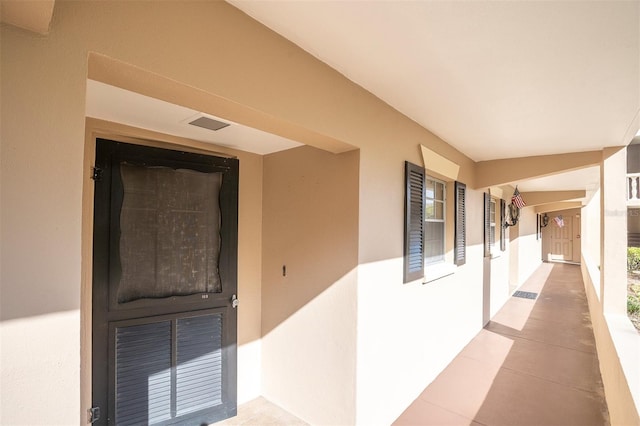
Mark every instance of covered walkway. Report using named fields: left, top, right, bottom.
left=395, top=262, right=609, bottom=426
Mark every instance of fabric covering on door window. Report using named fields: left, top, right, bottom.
left=118, top=164, right=223, bottom=303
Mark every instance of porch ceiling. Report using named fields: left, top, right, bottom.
left=228, top=1, right=639, bottom=162
left=85, top=80, right=304, bottom=155
left=227, top=0, right=639, bottom=201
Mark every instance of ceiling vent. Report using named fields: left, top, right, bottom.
left=188, top=116, right=230, bottom=131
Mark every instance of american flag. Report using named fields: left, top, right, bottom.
left=512, top=187, right=526, bottom=209
left=554, top=215, right=565, bottom=228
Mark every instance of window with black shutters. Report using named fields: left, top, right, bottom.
left=454, top=182, right=466, bottom=266
left=404, top=162, right=463, bottom=283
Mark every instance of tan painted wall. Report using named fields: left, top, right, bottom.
left=521, top=190, right=585, bottom=207
left=0, top=2, right=596, bottom=424
left=509, top=221, right=520, bottom=293
left=475, top=151, right=601, bottom=189
left=508, top=207, right=542, bottom=292
left=583, top=190, right=601, bottom=275
left=600, top=147, right=628, bottom=314
left=0, top=2, right=463, bottom=422
left=581, top=168, right=640, bottom=423
left=582, top=260, right=640, bottom=425
left=261, top=146, right=359, bottom=425
left=0, top=0, right=55, bottom=34
left=535, top=201, right=582, bottom=213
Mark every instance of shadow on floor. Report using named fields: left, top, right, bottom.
left=394, top=263, right=609, bottom=426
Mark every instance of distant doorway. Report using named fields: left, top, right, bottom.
left=548, top=216, right=573, bottom=261
left=91, top=139, right=239, bottom=425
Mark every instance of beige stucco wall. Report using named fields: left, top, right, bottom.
left=261, top=146, right=359, bottom=424
left=0, top=2, right=597, bottom=424
left=0, top=2, right=476, bottom=423
left=582, top=260, right=640, bottom=425
left=583, top=190, right=602, bottom=276
left=516, top=208, right=543, bottom=285
left=507, top=207, right=543, bottom=294
left=580, top=156, right=640, bottom=424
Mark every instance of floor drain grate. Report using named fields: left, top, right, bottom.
left=513, top=291, right=538, bottom=300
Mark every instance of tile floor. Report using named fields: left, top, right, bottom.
left=394, top=262, right=609, bottom=426
left=214, top=397, right=308, bottom=426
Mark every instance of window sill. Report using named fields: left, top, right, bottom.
left=423, top=263, right=457, bottom=284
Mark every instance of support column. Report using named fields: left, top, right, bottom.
left=600, top=147, right=627, bottom=314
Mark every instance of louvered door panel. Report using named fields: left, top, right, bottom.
left=176, top=314, right=223, bottom=416
left=115, top=321, right=172, bottom=426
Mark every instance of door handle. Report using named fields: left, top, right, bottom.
left=231, top=294, right=239, bottom=308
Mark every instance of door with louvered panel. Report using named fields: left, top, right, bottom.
left=92, top=139, right=238, bottom=425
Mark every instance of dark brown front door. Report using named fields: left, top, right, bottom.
left=92, top=139, right=238, bottom=425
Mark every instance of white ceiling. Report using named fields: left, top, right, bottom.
left=85, top=80, right=303, bottom=155
left=228, top=0, right=639, bottom=162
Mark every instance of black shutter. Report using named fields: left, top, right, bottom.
left=404, top=162, right=425, bottom=283
left=484, top=193, right=491, bottom=258
left=454, top=182, right=466, bottom=266
left=500, top=198, right=506, bottom=251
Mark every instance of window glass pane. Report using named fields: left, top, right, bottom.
left=435, top=201, right=444, bottom=220
left=425, top=199, right=435, bottom=219
left=435, top=182, right=444, bottom=201
left=489, top=199, right=497, bottom=251
left=117, top=163, right=223, bottom=304
left=425, top=221, right=445, bottom=264
left=425, top=179, right=435, bottom=200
